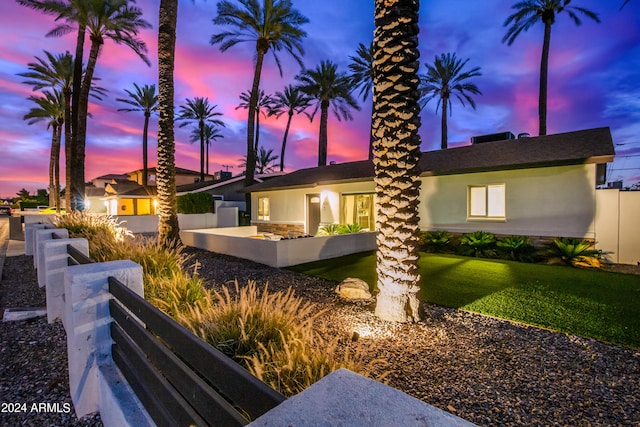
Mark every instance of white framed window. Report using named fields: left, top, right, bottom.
left=468, top=184, right=505, bottom=219
left=257, top=196, right=270, bottom=220
left=342, top=193, right=376, bottom=231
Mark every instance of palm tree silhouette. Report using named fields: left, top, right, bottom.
left=348, top=42, right=375, bottom=159
left=419, top=52, right=482, bottom=150
left=211, top=0, right=308, bottom=212
left=269, top=85, right=312, bottom=171
left=296, top=60, right=360, bottom=166
left=236, top=89, right=274, bottom=156
left=23, top=90, right=64, bottom=209
left=503, top=0, right=600, bottom=135
left=117, top=83, right=158, bottom=187
left=189, top=123, right=224, bottom=175
left=177, top=97, right=225, bottom=182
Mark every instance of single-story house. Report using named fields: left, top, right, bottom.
left=244, top=127, right=615, bottom=242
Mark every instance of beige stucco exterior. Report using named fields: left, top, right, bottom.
left=252, top=164, right=598, bottom=239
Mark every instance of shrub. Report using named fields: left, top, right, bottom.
left=546, top=238, right=602, bottom=268
left=54, top=212, right=131, bottom=261
left=337, top=223, right=364, bottom=234
left=497, top=235, right=536, bottom=262
left=459, top=231, right=497, bottom=258
left=316, top=224, right=342, bottom=236
left=420, top=230, right=453, bottom=253
left=145, top=271, right=209, bottom=318
left=177, top=192, right=212, bottom=214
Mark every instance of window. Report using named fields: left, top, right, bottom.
left=342, top=193, right=375, bottom=231
left=257, top=197, right=270, bottom=220
left=468, top=184, right=505, bottom=219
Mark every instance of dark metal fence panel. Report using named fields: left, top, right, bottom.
left=110, top=300, right=247, bottom=426
left=108, top=277, right=285, bottom=421
left=66, top=244, right=93, bottom=265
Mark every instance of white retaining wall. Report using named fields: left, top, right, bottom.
left=181, top=228, right=377, bottom=267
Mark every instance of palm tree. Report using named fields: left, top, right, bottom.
left=23, top=90, right=64, bottom=210
left=372, top=0, right=423, bottom=322
left=296, top=60, right=360, bottom=167
left=419, top=52, right=482, bottom=150
left=211, top=0, right=309, bottom=213
left=348, top=41, right=375, bottom=159
left=236, top=89, right=274, bottom=155
left=239, top=146, right=278, bottom=174
left=503, top=0, right=600, bottom=136
left=117, top=83, right=158, bottom=187
left=157, top=0, right=180, bottom=247
left=269, top=85, right=312, bottom=171
left=189, top=123, right=224, bottom=175
left=177, top=97, right=225, bottom=182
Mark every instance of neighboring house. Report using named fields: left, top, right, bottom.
left=127, top=166, right=215, bottom=187
left=245, top=127, right=615, bottom=241
left=177, top=172, right=286, bottom=203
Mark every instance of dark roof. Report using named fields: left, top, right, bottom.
left=245, top=127, right=615, bottom=192
left=132, top=166, right=210, bottom=177
left=176, top=172, right=286, bottom=194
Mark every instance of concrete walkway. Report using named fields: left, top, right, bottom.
left=0, top=219, right=26, bottom=281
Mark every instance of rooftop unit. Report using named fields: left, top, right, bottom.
left=471, top=131, right=515, bottom=144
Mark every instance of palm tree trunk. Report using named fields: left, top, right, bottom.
left=63, top=89, right=72, bottom=210
left=245, top=49, right=267, bottom=215
left=206, top=139, right=210, bottom=175
left=199, top=122, right=205, bottom=181
left=280, top=111, right=293, bottom=171
left=73, top=35, right=102, bottom=211
left=539, top=21, right=552, bottom=136
left=142, top=111, right=150, bottom=187
left=373, top=0, right=422, bottom=323
left=368, top=102, right=375, bottom=160
left=48, top=126, right=57, bottom=208
left=70, top=26, right=85, bottom=211
left=157, top=0, right=181, bottom=247
left=254, top=112, right=260, bottom=153
left=318, top=99, right=329, bottom=166
left=54, top=122, right=61, bottom=211
left=441, top=98, right=448, bottom=150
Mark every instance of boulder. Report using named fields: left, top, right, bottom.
left=335, top=278, right=372, bottom=300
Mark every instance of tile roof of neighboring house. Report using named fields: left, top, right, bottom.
left=244, top=127, right=615, bottom=192
left=129, top=166, right=211, bottom=177
left=104, top=180, right=157, bottom=198
left=93, top=173, right=129, bottom=181
left=85, top=186, right=106, bottom=197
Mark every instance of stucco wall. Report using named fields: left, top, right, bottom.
left=419, top=164, right=597, bottom=239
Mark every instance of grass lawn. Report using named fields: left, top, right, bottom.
left=287, top=252, right=640, bottom=348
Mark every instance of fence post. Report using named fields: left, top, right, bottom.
left=41, top=238, right=89, bottom=326
left=64, top=260, right=143, bottom=418
left=24, top=223, right=49, bottom=256
left=35, top=228, right=69, bottom=287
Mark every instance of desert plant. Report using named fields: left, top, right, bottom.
left=316, top=224, right=342, bottom=236
left=497, top=235, right=536, bottom=262
left=145, top=270, right=209, bottom=318
left=337, top=223, right=364, bottom=234
left=459, top=230, right=497, bottom=258
left=546, top=237, right=602, bottom=268
left=54, top=211, right=131, bottom=260
left=420, top=230, right=453, bottom=253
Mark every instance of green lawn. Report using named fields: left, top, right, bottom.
left=287, top=252, right=640, bottom=348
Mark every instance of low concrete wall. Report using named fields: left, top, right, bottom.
left=181, top=228, right=376, bottom=267
left=595, top=189, right=640, bottom=265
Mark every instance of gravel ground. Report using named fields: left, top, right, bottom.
left=1, top=246, right=639, bottom=426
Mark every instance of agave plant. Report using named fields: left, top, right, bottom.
left=316, top=224, right=342, bottom=236
left=459, top=231, right=497, bottom=258
left=547, top=238, right=602, bottom=268
left=497, top=235, right=536, bottom=262
left=421, top=230, right=453, bottom=253
left=338, top=223, right=364, bottom=234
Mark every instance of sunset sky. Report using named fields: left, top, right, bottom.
left=1, top=0, right=639, bottom=198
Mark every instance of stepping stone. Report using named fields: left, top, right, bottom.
left=2, top=307, right=47, bottom=322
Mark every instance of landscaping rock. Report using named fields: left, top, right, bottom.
left=335, top=277, right=372, bottom=300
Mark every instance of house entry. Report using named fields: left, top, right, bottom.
left=307, top=194, right=321, bottom=236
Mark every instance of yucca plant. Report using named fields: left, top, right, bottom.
left=547, top=237, right=602, bottom=268
left=497, top=235, right=536, bottom=262
left=337, top=223, right=364, bottom=234
left=421, top=230, right=453, bottom=253
left=459, top=230, right=497, bottom=258
left=316, top=224, right=342, bottom=236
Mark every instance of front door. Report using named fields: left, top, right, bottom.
left=306, top=194, right=321, bottom=236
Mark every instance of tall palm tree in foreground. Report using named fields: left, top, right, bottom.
left=117, top=83, right=158, bottom=187
left=23, top=90, right=64, bottom=209
left=211, top=0, right=308, bottom=213
left=503, top=0, right=600, bottom=136
left=419, top=52, right=482, bottom=150
left=177, top=97, right=225, bottom=182
left=157, top=0, right=180, bottom=247
left=348, top=41, right=375, bottom=159
left=297, top=60, right=360, bottom=167
left=190, top=123, right=224, bottom=175
left=236, top=89, right=274, bottom=156
left=269, top=85, right=312, bottom=171
left=373, top=0, right=423, bottom=323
